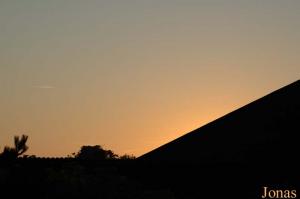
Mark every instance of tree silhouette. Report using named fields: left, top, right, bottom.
left=0, top=134, right=29, bottom=159
left=75, top=145, right=118, bottom=160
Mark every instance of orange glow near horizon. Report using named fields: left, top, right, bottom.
left=0, top=1, right=300, bottom=157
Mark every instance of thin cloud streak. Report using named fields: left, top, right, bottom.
left=33, top=85, right=55, bottom=89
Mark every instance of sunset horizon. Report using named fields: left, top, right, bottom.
left=1, top=2, right=300, bottom=198
left=1, top=79, right=298, bottom=158
left=1, top=1, right=299, bottom=157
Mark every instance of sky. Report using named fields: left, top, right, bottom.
left=0, top=0, right=299, bottom=157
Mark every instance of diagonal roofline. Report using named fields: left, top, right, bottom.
left=139, top=79, right=300, bottom=159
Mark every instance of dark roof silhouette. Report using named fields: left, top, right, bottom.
left=139, top=80, right=300, bottom=165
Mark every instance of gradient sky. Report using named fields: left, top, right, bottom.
left=0, top=0, right=299, bottom=157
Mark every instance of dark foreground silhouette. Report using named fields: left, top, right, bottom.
left=1, top=80, right=300, bottom=198
left=138, top=80, right=300, bottom=198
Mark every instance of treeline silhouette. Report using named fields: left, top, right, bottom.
left=0, top=134, right=135, bottom=161
left=0, top=135, right=174, bottom=199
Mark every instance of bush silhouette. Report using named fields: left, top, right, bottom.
left=75, top=145, right=118, bottom=160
